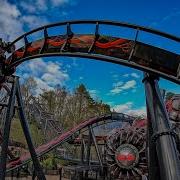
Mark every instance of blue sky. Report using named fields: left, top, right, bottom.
left=0, top=0, right=180, bottom=116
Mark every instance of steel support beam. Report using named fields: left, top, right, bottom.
left=80, top=136, right=85, bottom=164
left=84, top=126, right=93, bottom=178
left=146, top=106, right=160, bottom=180
left=143, top=73, right=180, bottom=180
left=86, top=127, right=92, bottom=166
left=16, top=78, right=46, bottom=180
left=0, top=77, right=17, bottom=179
left=90, top=126, right=103, bottom=171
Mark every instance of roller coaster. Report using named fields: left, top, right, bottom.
left=0, top=20, right=180, bottom=180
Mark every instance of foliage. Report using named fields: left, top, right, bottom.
left=21, top=76, right=37, bottom=103
left=165, top=92, right=175, bottom=101
left=10, top=77, right=110, bottom=149
left=41, top=153, right=69, bottom=169
left=20, top=77, right=111, bottom=129
left=10, top=118, right=44, bottom=148
left=42, top=154, right=57, bottom=170
left=10, top=118, right=27, bottom=146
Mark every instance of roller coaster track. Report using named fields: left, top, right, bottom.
left=28, top=97, right=73, bottom=160
left=0, top=20, right=179, bottom=179
left=27, top=96, right=62, bottom=138
left=6, top=113, right=135, bottom=172
left=1, top=20, right=180, bottom=84
left=0, top=86, right=9, bottom=128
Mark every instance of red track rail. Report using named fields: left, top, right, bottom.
left=1, top=20, right=180, bottom=84
left=7, top=114, right=112, bottom=170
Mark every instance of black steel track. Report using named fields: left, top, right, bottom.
left=8, top=20, right=180, bottom=46
left=1, top=20, right=179, bottom=180
left=8, top=52, right=180, bottom=85
left=4, top=20, right=180, bottom=85
left=6, top=113, right=134, bottom=172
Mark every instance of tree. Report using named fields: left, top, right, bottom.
left=166, top=92, right=175, bottom=101
left=21, top=76, right=37, bottom=103
left=40, top=90, right=56, bottom=113
left=64, top=84, right=111, bottom=127
left=20, top=77, right=37, bottom=119
left=20, top=80, right=111, bottom=130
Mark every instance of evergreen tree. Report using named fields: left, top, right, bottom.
left=166, top=92, right=175, bottom=101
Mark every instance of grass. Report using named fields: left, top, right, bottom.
left=10, top=118, right=44, bottom=148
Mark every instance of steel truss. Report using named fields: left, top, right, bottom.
left=0, top=76, right=45, bottom=180
left=0, top=20, right=179, bottom=180
left=0, top=20, right=180, bottom=84
left=0, top=74, right=179, bottom=179
left=143, top=73, right=180, bottom=180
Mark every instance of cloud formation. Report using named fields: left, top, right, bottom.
left=111, top=102, right=146, bottom=117
left=0, top=0, right=23, bottom=40
left=0, top=0, right=75, bottom=41
left=123, top=73, right=140, bottom=78
left=51, top=0, right=70, bottom=6
left=17, top=58, right=69, bottom=94
left=88, top=89, right=100, bottom=99
left=150, top=10, right=180, bottom=28
left=131, top=73, right=140, bottom=78
left=110, top=80, right=136, bottom=95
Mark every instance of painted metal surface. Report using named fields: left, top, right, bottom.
left=0, top=20, right=179, bottom=179
left=5, top=34, right=180, bottom=84
left=6, top=113, right=134, bottom=171
left=106, top=126, right=147, bottom=179
left=0, top=20, right=179, bottom=84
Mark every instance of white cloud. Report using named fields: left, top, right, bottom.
left=21, top=15, right=48, bottom=29
left=113, top=81, right=123, bottom=87
left=20, top=0, right=48, bottom=13
left=0, top=0, right=76, bottom=41
left=20, top=0, right=69, bottom=13
left=0, top=0, right=48, bottom=41
left=17, top=58, right=69, bottom=94
left=34, top=77, right=53, bottom=94
left=110, top=80, right=136, bottom=95
left=20, top=0, right=74, bottom=15
left=0, top=1, right=20, bottom=17
left=127, top=107, right=146, bottom=117
left=112, top=102, right=133, bottom=112
left=121, top=80, right=136, bottom=90
left=51, top=0, right=70, bottom=6
left=123, top=74, right=129, bottom=77
left=110, top=88, right=122, bottom=94
left=123, top=73, right=140, bottom=78
left=20, top=1, right=37, bottom=13
left=88, top=89, right=99, bottom=99
left=131, top=73, right=140, bottom=78
left=0, top=0, right=23, bottom=41
left=111, top=102, right=146, bottom=117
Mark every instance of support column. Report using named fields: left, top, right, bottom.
left=84, top=126, right=92, bottom=177
left=90, top=126, right=103, bottom=170
left=80, top=135, right=85, bottom=164
left=0, top=77, right=17, bottom=179
left=86, top=127, right=92, bottom=166
left=143, top=73, right=180, bottom=180
left=146, top=106, right=160, bottom=180
left=16, top=78, right=46, bottom=180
